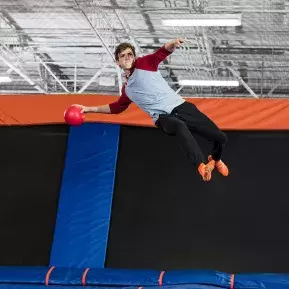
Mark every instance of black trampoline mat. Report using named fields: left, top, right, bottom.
left=106, top=126, right=289, bottom=273
left=0, top=125, right=68, bottom=266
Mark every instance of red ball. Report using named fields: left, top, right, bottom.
left=64, top=105, right=85, bottom=126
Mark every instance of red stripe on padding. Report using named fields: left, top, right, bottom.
left=159, top=271, right=165, bottom=286
left=82, top=268, right=90, bottom=286
left=45, top=266, right=55, bottom=286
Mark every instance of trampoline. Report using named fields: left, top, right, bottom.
left=1, top=94, right=289, bottom=289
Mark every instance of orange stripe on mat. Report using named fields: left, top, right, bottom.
left=158, top=271, right=165, bottom=286
left=230, top=274, right=235, bottom=289
left=82, top=268, right=90, bottom=286
left=45, top=266, right=55, bottom=286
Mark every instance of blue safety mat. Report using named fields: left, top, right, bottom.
left=0, top=266, right=288, bottom=289
left=49, top=123, right=120, bottom=268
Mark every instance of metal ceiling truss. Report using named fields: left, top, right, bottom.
left=0, top=9, right=70, bottom=93
left=73, top=0, right=122, bottom=93
left=0, top=0, right=289, bottom=97
left=135, top=0, right=180, bottom=90
left=0, top=43, right=46, bottom=94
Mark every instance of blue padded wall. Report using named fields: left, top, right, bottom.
left=0, top=266, right=288, bottom=289
left=49, top=123, right=120, bottom=268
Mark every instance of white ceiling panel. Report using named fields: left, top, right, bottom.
left=0, top=0, right=288, bottom=97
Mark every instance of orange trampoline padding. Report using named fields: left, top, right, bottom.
left=0, top=94, right=288, bottom=130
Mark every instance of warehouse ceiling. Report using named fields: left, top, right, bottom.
left=0, top=0, right=289, bottom=98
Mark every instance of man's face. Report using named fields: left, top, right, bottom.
left=116, top=48, right=135, bottom=70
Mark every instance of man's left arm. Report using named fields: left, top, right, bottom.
left=164, top=38, right=185, bottom=53
left=137, top=38, right=185, bottom=71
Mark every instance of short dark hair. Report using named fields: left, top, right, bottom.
left=114, top=42, right=136, bottom=61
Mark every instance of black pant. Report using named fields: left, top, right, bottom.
left=155, top=101, right=227, bottom=167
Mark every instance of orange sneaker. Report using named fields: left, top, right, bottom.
left=198, top=160, right=215, bottom=182
left=208, top=155, right=229, bottom=176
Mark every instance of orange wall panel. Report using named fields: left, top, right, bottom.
left=0, top=94, right=288, bottom=130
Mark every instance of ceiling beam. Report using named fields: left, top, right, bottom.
left=227, top=67, right=258, bottom=98
left=267, top=72, right=289, bottom=96
left=73, top=0, right=115, bottom=62
left=73, top=0, right=126, bottom=94
left=136, top=0, right=180, bottom=89
left=35, top=54, right=69, bottom=93
left=0, top=10, right=70, bottom=89
left=0, top=53, right=46, bottom=93
left=78, top=67, right=103, bottom=93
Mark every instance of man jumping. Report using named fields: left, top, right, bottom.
left=74, top=38, right=229, bottom=181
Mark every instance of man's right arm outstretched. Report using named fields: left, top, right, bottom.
left=76, top=104, right=111, bottom=114
left=73, top=85, right=132, bottom=115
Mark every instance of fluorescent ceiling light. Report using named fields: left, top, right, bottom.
left=179, top=80, right=239, bottom=87
left=0, top=76, right=12, bottom=83
left=162, top=14, right=242, bottom=27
